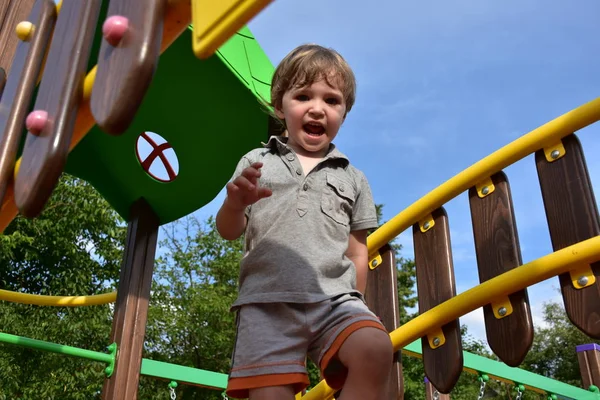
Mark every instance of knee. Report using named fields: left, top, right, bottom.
left=347, top=329, right=393, bottom=372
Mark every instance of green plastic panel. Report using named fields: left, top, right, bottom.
left=65, top=27, right=274, bottom=225
left=140, top=359, right=227, bottom=390
left=403, top=340, right=599, bottom=399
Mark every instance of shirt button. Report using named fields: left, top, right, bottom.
left=303, top=183, right=309, bottom=191
left=296, top=168, right=302, bottom=175
left=339, top=185, right=345, bottom=192
left=287, top=154, right=295, bottom=161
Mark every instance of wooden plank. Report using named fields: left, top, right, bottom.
left=535, top=134, right=600, bottom=338
left=413, top=207, right=463, bottom=394
left=468, top=172, right=533, bottom=366
left=0, top=0, right=36, bottom=75
left=102, top=198, right=160, bottom=400
left=365, top=244, right=404, bottom=399
left=577, top=343, right=600, bottom=390
left=0, top=67, right=5, bottom=98
left=14, top=0, right=102, bottom=218
left=90, top=0, right=166, bottom=135
left=0, top=0, right=57, bottom=207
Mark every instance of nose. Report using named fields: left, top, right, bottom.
left=308, top=100, right=325, bottom=117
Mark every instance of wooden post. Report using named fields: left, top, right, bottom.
left=102, top=198, right=160, bottom=400
left=365, top=243, right=404, bottom=399
left=577, top=343, right=600, bottom=390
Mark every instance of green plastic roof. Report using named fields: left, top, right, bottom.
left=65, top=27, right=274, bottom=225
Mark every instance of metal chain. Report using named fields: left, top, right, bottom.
left=221, top=392, right=229, bottom=400
left=169, top=386, right=176, bottom=400
left=515, top=386, right=523, bottom=400
left=433, top=389, right=440, bottom=400
left=476, top=379, right=486, bottom=400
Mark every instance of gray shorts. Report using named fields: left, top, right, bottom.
left=225, top=293, right=387, bottom=399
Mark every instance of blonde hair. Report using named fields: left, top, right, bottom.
left=270, top=44, right=356, bottom=120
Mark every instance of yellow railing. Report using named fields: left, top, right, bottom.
left=367, top=96, right=600, bottom=257
left=304, top=235, right=600, bottom=399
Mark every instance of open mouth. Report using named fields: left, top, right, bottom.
left=303, top=122, right=325, bottom=136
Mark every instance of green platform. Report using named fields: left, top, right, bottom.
left=65, top=26, right=274, bottom=225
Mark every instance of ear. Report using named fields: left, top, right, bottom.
left=274, top=106, right=285, bottom=120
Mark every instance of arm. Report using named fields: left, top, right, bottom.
left=346, top=229, right=369, bottom=294
left=216, top=161, right=271, bottom=241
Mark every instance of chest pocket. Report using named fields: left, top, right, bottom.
left=321, top=173, right=355, bottom=226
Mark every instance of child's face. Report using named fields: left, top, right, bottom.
left=275, top=77, right=347, bottom=158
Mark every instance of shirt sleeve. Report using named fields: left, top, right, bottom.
left=350, top=169, right=379, bottom=231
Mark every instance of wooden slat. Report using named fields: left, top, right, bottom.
left=468, top=172, right=533, bottom=366
left=14, top=0, right=102, bottom=218
left=102, top=198, right=160, bottom=400
left=0, top=0, right=36, bottom=75
left=535, top=134, right=600, bottom=338
left=413, top=207, right=463, bottom=394
left=365, top=244, right=404, bottom=399
left=90, top=0, right=167, bottom=135
left=577, top=343, right=600, bottom=390
left=0, top=0, right=57, bottom=207
left=0, top=67, right=5, bottom=99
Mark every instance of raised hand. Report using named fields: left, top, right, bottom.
left=224, top=162, right=272, bottom=211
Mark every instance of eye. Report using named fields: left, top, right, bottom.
left=326, top=97, right=341, bottom=105
left=295, top=94, right=309, bottom=101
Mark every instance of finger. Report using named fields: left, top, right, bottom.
left=241, top=166, right=261, bottom=182
left=249, top=162, right=263, bottom=170
left=232, top=176, right=255, bottom=191
left=257, top=187, right=272, bottom=199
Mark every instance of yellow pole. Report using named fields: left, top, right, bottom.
left=367, top=97, right=600, bottom=257
left=304, top=235, right=600, bottom=399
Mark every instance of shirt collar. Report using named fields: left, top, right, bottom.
left=263, top=135, right=349, bottom=165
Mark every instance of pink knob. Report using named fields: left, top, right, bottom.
left=102, top=15, right=129, bottom=46
left=26, top=110, right=48, bottom=135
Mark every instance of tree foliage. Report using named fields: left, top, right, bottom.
left=0, top=175, right=126, bottom=399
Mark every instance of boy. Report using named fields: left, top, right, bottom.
left=216, top=44, right=393, bottom=400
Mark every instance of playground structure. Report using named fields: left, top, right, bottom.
left=0, top=0, right=599, bottom=399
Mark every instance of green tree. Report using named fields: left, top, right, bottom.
left=140, top=215, right=243, bottom=399
left=522, top=300, right=594, bottom=387
left=0, top=175, right=126, bottom=399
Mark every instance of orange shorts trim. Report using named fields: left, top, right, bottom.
left=226, top=373, right=309, bottom=399
left=320, top=320, right=388, bottom=390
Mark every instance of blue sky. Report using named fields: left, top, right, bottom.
left=180, top=0, right=600, bottom=346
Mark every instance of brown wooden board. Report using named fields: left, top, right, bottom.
left=365, top=244, right=404, bottom=399
left=0, top=67, right=5, bottom=98
left=413, top=208, right=463, bottom=394
left=577, top=344, right=600, bottom=390
left=102, top=199, right=159, bottom=400
left=90, top=0, right=166, bottom=135
left=468, top=172, right=533, bottom=366
left=535, top=134, right=600, bottom=338
left=14, top=0, right=102, bottom=218
left=0, top=0, right=36, bottom=75
left=0, top=0, right=56, bottom=207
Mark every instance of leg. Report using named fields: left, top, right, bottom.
left=308, top=294, right=393, bottom=400
left=249, top=385, right=296, bottom=400
left=226, top=303, right=310, bottom=399
left=336, top=327, right=393, bottom=400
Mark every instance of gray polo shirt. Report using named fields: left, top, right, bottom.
left=229, top=136, right=378, bottom=308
